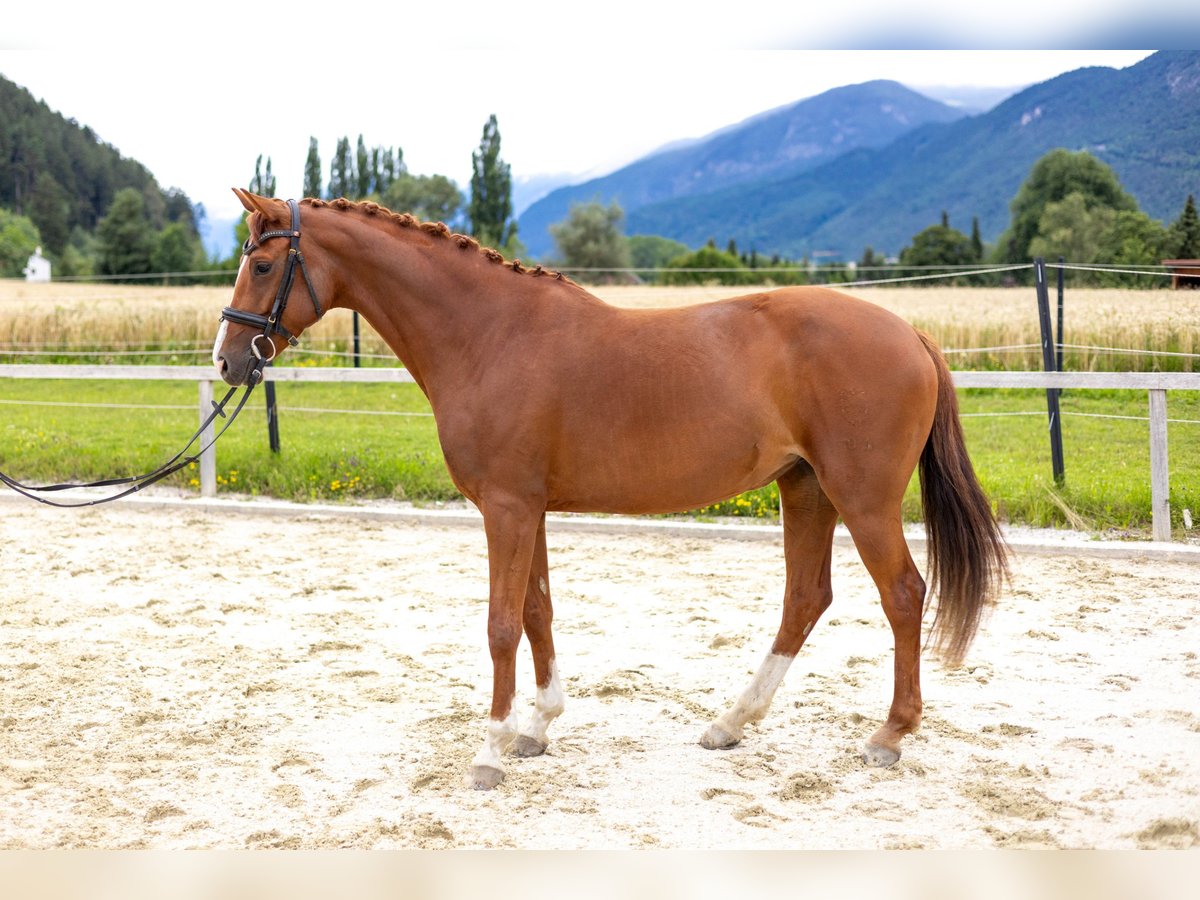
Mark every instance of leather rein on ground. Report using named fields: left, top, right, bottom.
left=0, top=199, right=321, bottom=508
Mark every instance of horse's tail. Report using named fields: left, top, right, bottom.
left=916, top=331, right=1009, bottom=666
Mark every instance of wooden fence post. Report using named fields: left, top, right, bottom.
left=198, top=378, right=217, bottom=498
left=1056, top=256, right=1065, bottom=373
left=1149, top=388, right=1170, bottom=541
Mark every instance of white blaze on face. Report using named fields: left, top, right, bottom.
left=213, top=254, right=249, bottom=374
left=211, top=319, right=229, bottom=375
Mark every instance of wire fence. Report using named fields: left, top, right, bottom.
left=3, top=259, right=1197, bottom=375
left=39, top=258, right=1198, bottom=288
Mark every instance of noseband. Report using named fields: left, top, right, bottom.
left=0, top=199, right=323, bottom=508
left=220, top=198, right=324, bottom=377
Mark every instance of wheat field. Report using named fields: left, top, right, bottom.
left=0, top=280, right=1197, bottom=371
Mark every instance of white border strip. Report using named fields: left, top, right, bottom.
left=3, top=492, right=1195, bottom=564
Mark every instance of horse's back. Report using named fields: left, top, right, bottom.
left=527, top=286, right=938, bottom=514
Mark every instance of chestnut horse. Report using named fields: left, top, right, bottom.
left=215, top=190, right=1007, bottom=790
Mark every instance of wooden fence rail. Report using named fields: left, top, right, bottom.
left=2, top=365, right=1198, bottom=541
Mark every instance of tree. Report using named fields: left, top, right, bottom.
left=1099, top=210, right=1168, bottom=264
left=95, top=187, right=154, bottom=277
left=151, top=221, right=202, bottom=278
left=371, top=148, right=385, bottom=196
left=382, top=146, right=405, bottom=190
left=468, top=114, right=517, bottom=250
left=628, top=234, right=689, bottom=274
left=162, top=187, right=198, bottom=232
left=303, top=138, right=323, bottom=199
left=1169, top=194, right=1200, bottom=258
left=355, top=135, right=371, bottom=199
left=854, top=244, right=892, bottom=280
left=970, top=217, right=984, bottom=261
left=549, top=202, right=631, bottom=280
left=0, top=207, right=42, bottom=277
left=250, top=155, right=276, bottom=198
left=1027, top=192, right=1116, bottom=263
left=997, top=149, right=1138, bottom=263
left=328, top=136, right=354, bottom=199
left=660, top=245, right=756, bottom=286
left=382, top=173, right=463, bottom=224
left=899, top=219, right=977, bottom=268
left=28, top=171, right=70, bottom=255
left=859, top=246, right=887, bottom=268
left=57, top=227, right=97, bottom=278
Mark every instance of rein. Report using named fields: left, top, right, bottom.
left=0, top=199, right=321, bottom=508
left=0, top=384, right=255, bottom=508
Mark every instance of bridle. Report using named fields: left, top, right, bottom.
left=220, top=198, right=324, bottom=379
left=0, top=199, right=319, bottom=507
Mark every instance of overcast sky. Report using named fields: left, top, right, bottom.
left=0, top=3, right=1177, bottom=223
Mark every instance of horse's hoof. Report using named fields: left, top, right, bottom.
left=469, top=765, right=506, bottom=790
left=862, top=742, right=901, bottom=767
left=699, top=723, right=741, bottom=750
left=510, top=735, right=548, bottom=758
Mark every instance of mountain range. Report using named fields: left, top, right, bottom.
left=518, top=79, right=967, bottom=258
left=518, top=51, right=1200, bottom=261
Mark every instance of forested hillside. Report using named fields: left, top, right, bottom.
left=0, top=74, right=198, bottom=259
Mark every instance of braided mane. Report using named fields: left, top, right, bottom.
left=299, top=197, right=571, bottom=283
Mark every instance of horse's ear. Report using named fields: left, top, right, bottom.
left=231, top=188, right=287, bottom=224
left=232, top=187, right=255, bottom=212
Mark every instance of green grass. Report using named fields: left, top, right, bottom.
left=0, top=380, right=457, bottom=503
left=1, top=379, right=1197, bottom=536
left=935, top=389, right=1198, bottom=536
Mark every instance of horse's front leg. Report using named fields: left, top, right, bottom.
left=468, top=497, right=542, bottom=790
left=511, top=514, right=565, bottom=758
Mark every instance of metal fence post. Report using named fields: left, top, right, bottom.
left=265, top=373, right=281, bottom=453
left=1034, top=258, right=1065, bottom=484
left=1149, top=388, right=1170, bottom=541
left=198, top=378, right=217, bottom=498
left=352, top=311, right=361, bottom=367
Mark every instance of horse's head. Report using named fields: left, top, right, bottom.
left=213, top=188, right=325, bottom=385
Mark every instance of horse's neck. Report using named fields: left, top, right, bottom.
left=324, top=216, right=581, bottom=390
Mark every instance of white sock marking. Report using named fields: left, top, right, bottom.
left=711, top=652, right=794, bottom=739
left=520, top=659, right=565, bottom=745
left=471, top=703, right=518, bottom=773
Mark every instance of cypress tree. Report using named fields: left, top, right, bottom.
left=250, top=155, right=276, bottom=198
left=970, top=216, right=984, bottom=261
left=329, top=137, right=354, bottom=199
left=303, top=138, right=322, bottom=199
left=355, top=135, right=371, bottom=199
left=371, top=148, right=383, bottom=195
left=1171, top=194, right=1200, bottom=258
left=468, top=115, right=516, bottom=248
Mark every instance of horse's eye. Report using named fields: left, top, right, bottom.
left=254, top=261, right=272, bottom=275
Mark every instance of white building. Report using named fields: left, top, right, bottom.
left=23, top=247, right=51, bottom=282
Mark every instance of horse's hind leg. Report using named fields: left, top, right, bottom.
left=836, top=507, right=926, bottom=767
left=701, top=461, right=838, bottom=749
left=510, top=514, right=565, bottom=758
